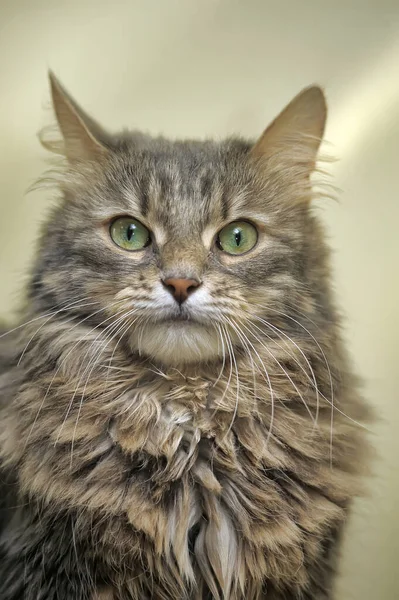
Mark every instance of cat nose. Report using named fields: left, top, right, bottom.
left=162, top=278, right=201, bottom=304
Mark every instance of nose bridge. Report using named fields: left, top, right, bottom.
left=160, top=237, right=206, bottom=280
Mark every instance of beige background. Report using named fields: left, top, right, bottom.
left=0, top=1, right=398, bottom=598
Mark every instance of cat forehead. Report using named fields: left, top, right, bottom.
left=112, top=136, right=254, bottom=229
left=123, top=134, right=250, bottom=163
left=120, top=135, right=252, bottom=185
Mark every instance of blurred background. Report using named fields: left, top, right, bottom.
left=0, top=1, right=398, bottom=597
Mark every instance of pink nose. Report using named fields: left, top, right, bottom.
left=162, top=278, right=200, bottom=304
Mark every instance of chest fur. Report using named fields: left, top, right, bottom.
left=2, top=366, right=353, bottom=597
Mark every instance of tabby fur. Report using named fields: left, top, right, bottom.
left=0, top=75, right=371, bottom=599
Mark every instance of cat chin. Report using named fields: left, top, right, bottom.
left=128, top=321, right=223, bottom=366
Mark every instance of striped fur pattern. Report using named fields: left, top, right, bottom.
left=0, top=77, right=371, bottom=599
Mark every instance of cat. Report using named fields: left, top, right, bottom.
left=0, top=73, right=371, bottom=600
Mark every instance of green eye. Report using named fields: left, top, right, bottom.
left=217, top=221, right=258, bottom=255
left=110, top=217, right=151, bottom=251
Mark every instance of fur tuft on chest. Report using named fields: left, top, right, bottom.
left=0, top=360, right=367, bottom=599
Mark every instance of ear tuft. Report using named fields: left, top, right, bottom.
left=48, top=71, right=110, bottom=162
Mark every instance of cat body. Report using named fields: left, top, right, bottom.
left=0, top=76, right=370, bottom=599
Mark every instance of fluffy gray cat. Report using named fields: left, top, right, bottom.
left=0, top=73, right=371, bottom=599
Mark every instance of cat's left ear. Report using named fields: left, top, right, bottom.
left=48, top=71, right=111, bottom=162
left=251, top=86, right=327, bottom=169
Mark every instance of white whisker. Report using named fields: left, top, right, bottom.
left=55, top=306, right=137, bottom=448
left=17, top=299, right=99, bottom=366
left=24, top=300, right=126, bottom=450
left=69, top=310, right=140, bottom=466
left=224, top=317, right=275, bottom=445
left=251, top=316, right=320, bottom=427
left=212, top=323, right=226, bottom=389
left=0, top=295, right=97, bottom=340
left=219, top=323, right=240, bottom=440
left=242, top=322, right=316, bottom=426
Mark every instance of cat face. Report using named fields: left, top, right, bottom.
left=32, top=75, right=327, bottom=366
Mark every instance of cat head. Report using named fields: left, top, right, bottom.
left=32, top=73, right=328, bottom=366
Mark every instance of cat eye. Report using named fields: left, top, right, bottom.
left=109, top=217, right=151, bottom=251
left=216, top=221, right=258, bottom=255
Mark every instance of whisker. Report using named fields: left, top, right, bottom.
left=205, top=323, right=234, bottom=437
left=246, top=305, right=370, bottom=459
left=69, top=311, right=140, bottom=466
left=0, top=295, right=97, bottom=341
left=55, top=306, right=137, bottom=447
left=77, top=307, right=141, bottom=396
left=228, top=320, right=257, bottom=402
left=266, top=307, right=335, bottom=462
left=136, top=317, right=148, bottom=356
left=224, top=316, right=275, bottom=444
left=251, top=316, right=320, bottom=427
left=105, top=315, right=138, bottom=384
left=217, top=323, right=234, bottom=408
left=223, top=328, right=240, bottom=438
left=24, top=300, right=127, bottom=450
left=212, top=323, right=226, bottom=389
left=17, top=299, right=99, bottom=366
left=254, top=303, right=334, bottom=417
left=242, top=322, right=316, bottom=426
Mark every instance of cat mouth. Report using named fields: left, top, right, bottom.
left=149, top=305, right=215, bottom=326
left=163, top=314, right=198, bottom=323
left=159, top=307, right=204, bottom=325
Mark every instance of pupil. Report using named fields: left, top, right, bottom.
left=234, top=230, right=242, bottom=246
left=127, top=224, right=135, bottom=241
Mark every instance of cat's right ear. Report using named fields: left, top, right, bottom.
left=48, top=71, right=110, bottom=162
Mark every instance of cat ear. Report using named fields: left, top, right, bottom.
left=251, top=86, right=327, bottom=168
left=48, top=71, right=110, bottom=162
